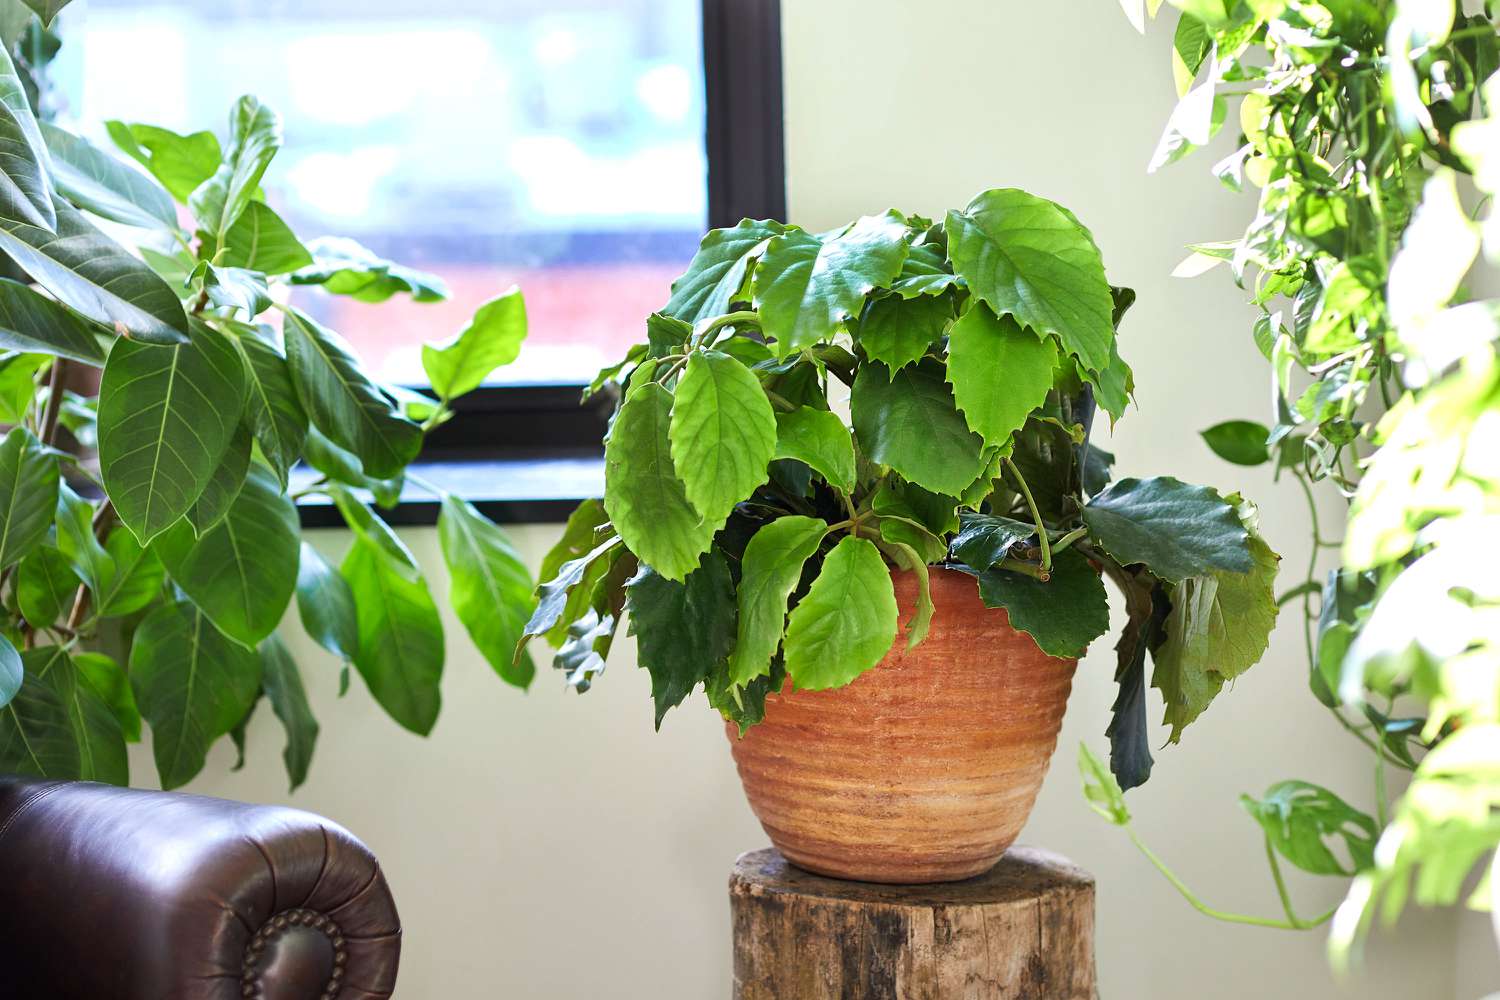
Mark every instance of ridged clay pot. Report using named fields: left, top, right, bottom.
left=726, top=566, right=1077, bottom=884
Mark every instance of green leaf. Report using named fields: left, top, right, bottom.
left=1240, top=780, right=1377, bottom=877
left=0, top=277, right=106, bottom=363
left=184, top=421, right=250, bottom=534
left=521, top=532, right=621, bottom=649
left=0, top=78, right=53, bottom=230
left=538, top=498, right=609, bottom=589
left=978, top=549, right=1109, bottom=658
left=0, top=646, right=77, bottom=777
left=1151, top=509, right=1279, bottom=741
left=783, top=535, right=897, bottom=690
left=1082, top=477, right=1253, bottom=583
left=604, top=382, right=719, bottom=582
left=669, top=349, right=777, bottom=521
left=855, top=291, right=950, bottom=374
left=881, top=540, right=934, bottom=648
left=98, top=319, right=247, bottom=543
left=421, top=285, right=526, bottom=400
left=74, top=651, right=141, bottom=743
left=1148, top=75, right=1227, bottom=172
left=0, top=632, right=17, bottom=707
left=1079, top=742, right=1132, bottom=825
left=773, top=407, right=855, bottom=493
left=154, top=465, right=299, bottom=646
left=295, top=542, right=358, bottom=663
left=21, top=1, right=73, bottom=27
left=0, top=425, right=57, bottom=569
left=753, top=213, right=909, bottom=356
left=16, top=544, right=73, bottom=627
left=727, top=515, right=827, bottom=686
left=1171, top=10, right=1213, bottom=96
left=851, top=358, right=985, bottom=495
left=438, top=493, right=537, bottom=690
left=219, top=201, right=312, bottom=274
left=41, top=122, right=177, bottom=231
left=870, top=478, right=960, bottom=536
left=890, top=242, right=961, bottom=299
left=105, top=121, right=221, bottom=204
left=95, top=527, right=164, bottom=618
left=663, top=218, right=785, bottom=323
left=328, top=483, right=417, bottom=571
left=130, top=601, right=260, bottom=789
left=950, top=512, right=1035, bottom=569
left=341, top=536, right=444, bottom=735
left=188, top=95, right=281, bottom=242
left=52, top=648, right=128, bottom=784
left=1200, top=419, right=1271, bottom=466
left=54, top=483, right=109, bottom=592
left=283, top=308, right=421, bottom=479
left=1106, top=575, right=1168, bottom=791
left=945, top=188, right=1115, bottom=373
left=626, top=551, right=736, bottom=728
left=259, top=633, right=319, bottom=791
left=302, top=426, right=401, bottom=508
left=947, top=304, right=1057, bottom=449
left=289, top=236, right=448, bottom=303
left=1166, top=0, right=1234, bottom=28
left=0, top=202, right=189, bottom=343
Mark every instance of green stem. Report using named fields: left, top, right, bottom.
left=1004, top=457, right=1050, bottom=572
left=1264, top=836, right=1337, bottom=930
left=764, top=389, right=797, bottom=413
left=1127, top=829, right=1320, bottom=930
left=693, top=310, right=759, bottom=345
left=1051, top=526, right=1089, bottom=555
left=403, top=471, right=446, bottom=500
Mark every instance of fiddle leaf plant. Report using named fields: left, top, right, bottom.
left=0, top=14, right=537, bottom=792
left=524, top=187, right=1282, bottom=792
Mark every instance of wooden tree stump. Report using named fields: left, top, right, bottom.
left=729, top=846, right=1096, bottom=1000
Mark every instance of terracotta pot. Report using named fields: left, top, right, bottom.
left=725, top=566, right=1077, bottom=884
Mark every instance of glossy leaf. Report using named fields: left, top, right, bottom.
left=773, top=407, right=855, bottom=493
left=438, top=493, right=536, bottom=689
left=295, top=542, right=358, bottom=663
left=16, top=544, right=74, bottom=627
left=950, top=512, right=1035, bottom=570
left=283, top=307, right=421, bottom=479
left=977, top=549, right=1109, bottom=659
left=219, top=201, right=313, bottom=274
left=728, top=515, right=827, bottom=686
left=0, top=425, right=57, bottom=569
left=1200, top=419, right=1272, bottom=466
left=604, top=382, right=718, bottom=581
left=855, top=291, right=950, bottom=374
left=0, top=277, right=106, bottom=363
left=521, top=533, right=621, bottom=650
left=185, top=422, right=250, bottom=534
left=663, top=218, right=785, bottom=323
left=155, top=465, right=300, bottom=646
left=98, top=319, right=246, bottom=543
left=0, top=646, right=76, bottom=777
left=626, top=552, right=735, bottom=728
left=54, top=483, right=110, bottom=592
left=74, top=651, right=141, bottom=744
left=341, top=536, right=444, bottom=735
left=945, top=188, right=1115, bottom=373
left=1241, top=780, right=1378, bottom=876
left=302, top=426, right=401, bottom=508
left=0, top=78, right=52, bottom=230
left=851, top=358, right=985, bottom=495
left=189, top=95, right=281, bottom=241
left=1082, top=476, right=1253, bottom=583
left=41, top=121, right=177, bottom=231
left=290, top=236, right=448, bottom=303
left=0, top=633, right=17, bottom=708
left=669, top=349, right=776, bottom=522
left=94, top=528, right=164, bottom=618
left=130, top=601, right=260, bottom=789
left=890, top=242, right=961, bottom=299
left=783, top=535, right=897, bottom=690
left=105, top=121, right=221, bottom=203
left=327, top=483, right=417, bottom=571
left=260, top=634, right=319, bottom=791
left=421, top=285, right=526, bottom=400
left=947, top=303, right=1057, bottom=449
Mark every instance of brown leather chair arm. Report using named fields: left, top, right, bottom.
left=0, top=776, right=401, bottom=999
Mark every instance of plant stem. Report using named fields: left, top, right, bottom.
left=65, top=501, right=116, bottom=633
left=403, top=471, right=446, bottom=500
left=38, top=359, right=68, bottom=447
left=693, top=310, right=759, bottom=345
left=1051, top=526, right=1088, bottom=555
left=1004, top=457, right=1050, bottom=572
left=1264, top=835, right=1337, bottom=930
left=1127, top=828, right=1327, bottom=930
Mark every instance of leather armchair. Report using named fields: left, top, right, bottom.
left=0, top=776, right=401, bottom=999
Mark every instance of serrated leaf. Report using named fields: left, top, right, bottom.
left=1201, top=419, right=1271, bottom=465
left=950, top=512, right=1035, bottom=569
left=155, top=465, right=299, bottom=646
left=521, top=533, right=621, bottom=649
left=662, top=218, right=785, bottom=323
left=669, top=349, right=776, bottom=522
left=289, top=236, right=448, bottom=303
left=783, top=535, right=897, bottom=690
left=626, top=552, right=735, bottom=728
left=753, top=213, right=909, bottom=356
left=855, top=291, right=950, bottom=374
left=282, top=307, right=421, bottom=479
left=41, top=121, right=177, bottom=231
left=260, top=633, right=319, bottom=791
left=189, top=95, right=281, bottom=241
left=890, top=242, right=961, bottom=299
left=1241, top=780, right=1377, bottom=876
left=98, top=318, right=246, bottom=543
left=1082, top=477, right=1253, bottom=583
left=439, top=493, right=536, bottom=690
left=74, top=650, right=141, bottom=743
left=95, top=527, right=164, bottom=618
left=947, top=303, right=1057, bottom=449
left=604, top=382, right=719, bottom=582
left=0, top=277, right=106, bottom=363
left=130, top=601, right=261, bottom=789
left=0, top=201, right=189, bottom=343
left=727, top=515, right=827, bottom=686
left=106, top=121, right=222, bottom=204
left=421, top=285, right=526, bottom=400
left=945, top=188, right=1115, bottom=373
left=185, top=421, right=250, bottom=534
left=773, top=407, right=855, bottom=493
left=295, top=542, right=358, bottom=663
left=851, top=358, right=985, bottom=495
left=0, top=425, right=57, bottom=569
left=219, top=200, right=312, bottom=274
left=978, top=549, right=1109, bottom=659
left=16, top=545, right=74, bottom=627
left=341, top=536, right=444, bottom=735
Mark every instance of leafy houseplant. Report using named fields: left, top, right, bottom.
left=1106, top=0, right=1500, bottom=956
left=0, top=9, right=537, bottom=792
left=525, top=186, right=1284, bottom=881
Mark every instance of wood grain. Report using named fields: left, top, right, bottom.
left=726, top=567, right=1077, bottom=883
left=729, top=846, right=1096, bottom=1000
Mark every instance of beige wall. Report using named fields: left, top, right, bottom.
left=145, top=1, right=1485, bottom=996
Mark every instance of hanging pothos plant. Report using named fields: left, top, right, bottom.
left=523, top=186, right=1281, bottom=793
left=0, top=5, right=537, bottom=793
left=1107, top=0, right=1500, bottom=960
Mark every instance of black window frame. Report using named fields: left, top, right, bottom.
left=300, top=0, right=786, bottom=528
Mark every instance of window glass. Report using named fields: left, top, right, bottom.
left=55, top=0, right=706, bottom=385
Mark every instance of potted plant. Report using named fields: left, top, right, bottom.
left=524, top=188, right=1282, bottom=883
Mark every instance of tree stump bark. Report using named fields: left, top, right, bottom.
left=729, top=846, right=1096, bottom=1000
